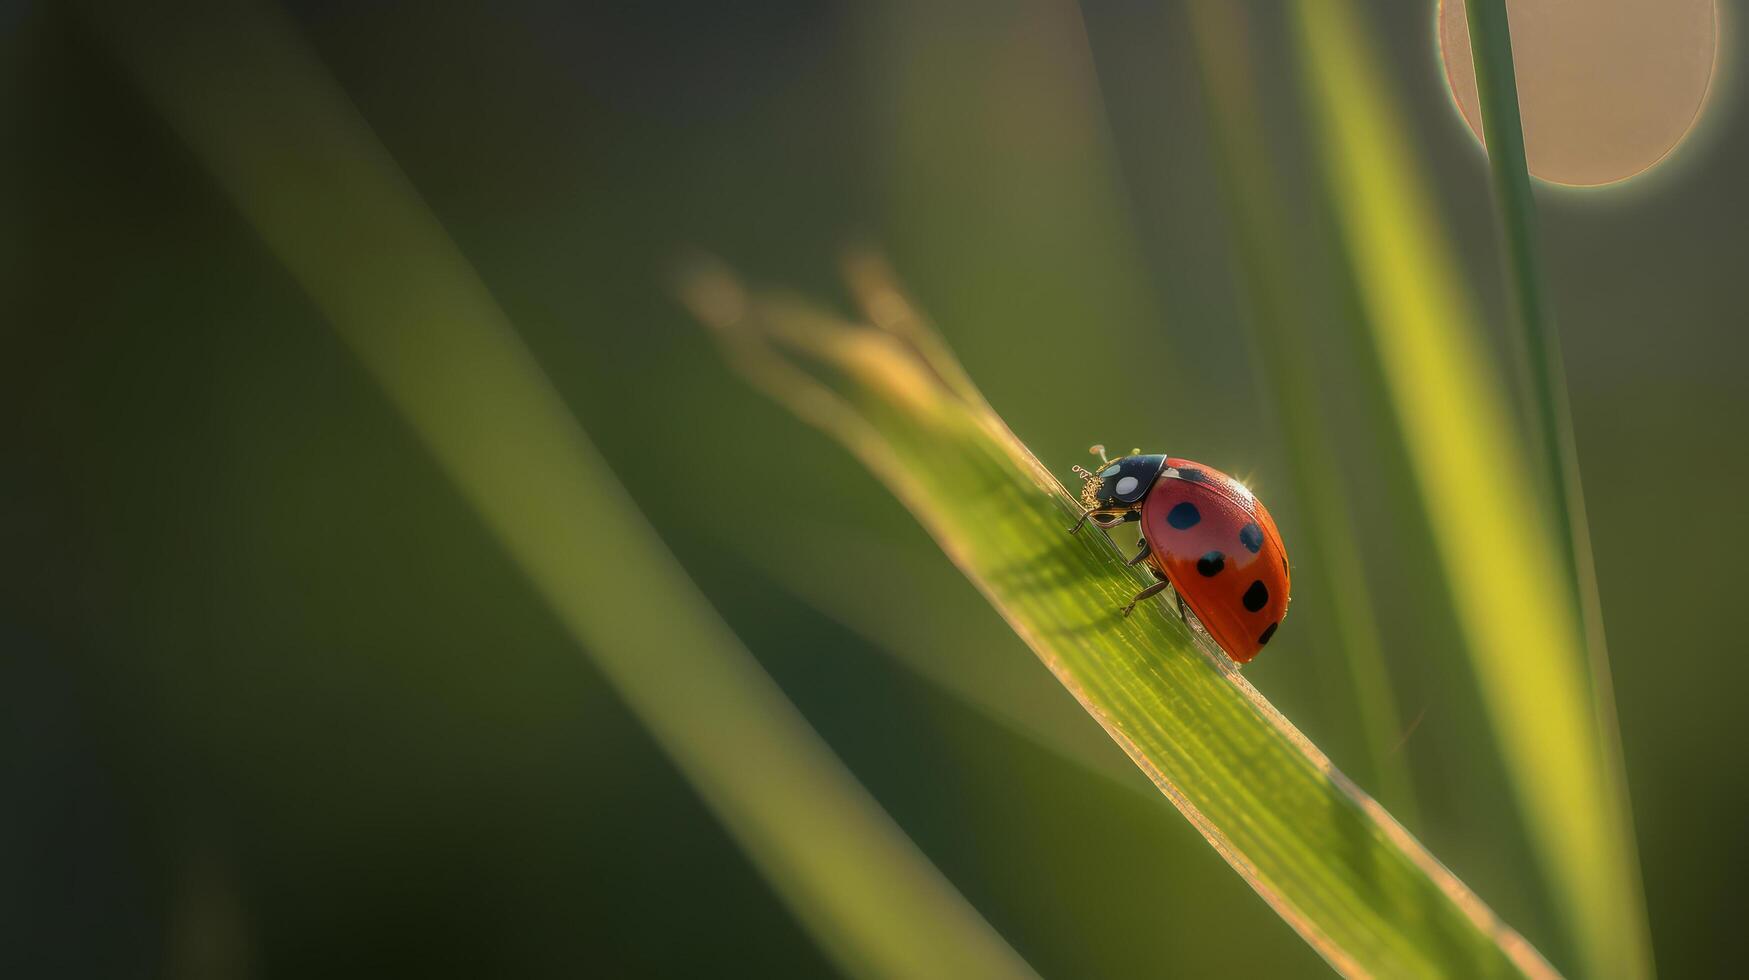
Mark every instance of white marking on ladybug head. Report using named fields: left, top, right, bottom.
left=1100, top=464, right=1122, bottom=478
left=1115, top=476, right=1140, bottom=497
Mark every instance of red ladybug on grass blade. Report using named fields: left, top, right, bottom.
left=1071, top=446, right=1290, bottom=664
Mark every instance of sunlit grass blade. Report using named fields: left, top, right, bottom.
left=684, top=257, right=1558, bottom=979
left=82, top=3, right=1037, bottom=977
left=1459, top=7, right=1652, bottom=974
left=1182, top=0, right=1417, bottom=823
left=1290, top=2, right=1651, bottom=975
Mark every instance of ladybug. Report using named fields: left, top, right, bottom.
left=1071, top=446, right=1290, bottom=664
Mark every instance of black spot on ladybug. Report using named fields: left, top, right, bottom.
left=1197, top=551, right=1225, bottom=576
left=1258, top=622, right=1278, bottom=646
left=1176, top=468, right=1207, bottom=483
left=1243, top=580, right=1269, bottom=612
left=1239, top=522, right=1264, bottom=553
left=1167, top=502, right=1201, bottom=530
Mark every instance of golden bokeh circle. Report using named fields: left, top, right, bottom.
left=1438, top=0, right=1720, bottom=187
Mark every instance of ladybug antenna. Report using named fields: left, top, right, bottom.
left=1089, top=444, right=1111, bottom=465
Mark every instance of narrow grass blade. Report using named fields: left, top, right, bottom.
left=684, top=258, right=1558, bottom=979
left=1459, top=7, right=1653, bottom=975
left=1182, top=0, right=1417, bottom=823
left=1291, top=2, right=1650, bottom=975
left=82, top=3, right=1036, bottom=976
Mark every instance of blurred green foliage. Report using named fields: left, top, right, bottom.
left=5, top=1, right=1746, bottom=977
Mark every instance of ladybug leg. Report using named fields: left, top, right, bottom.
left=1175, top=589, right=1188, bottom=623
left=1121, top=579, right=1170, bottom=617
left=1125, top=538, right=1152, bottom=566
left=1069, top=509, right=1093, bottom=535
left=1069, top=508, right=1135, bottom=535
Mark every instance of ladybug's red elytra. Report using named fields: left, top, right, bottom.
left=1071, top=446, right=1290, bottom=664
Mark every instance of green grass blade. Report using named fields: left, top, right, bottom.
left=684, top=259, right=1558, bottom=979
left=1290, top=2, right=1649, bottom=975
left=1182, top=0, right=1417, bottom=824
left=82, top=3, right=1037, bottom=976
left=1459, top=8, right=1653, bottom=975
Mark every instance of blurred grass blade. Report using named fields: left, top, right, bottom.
left=1460, top=6, right=1652, bottom=973
left=684, top=256, right=1557, bottom=979
left=1182, top=0, right=1417, bottom=823
left=1291, top=2, right=1650, bottom=975
left=83, top=3, right=1036, bottom=977
left=864, top=0, right=1174, bottom=422
left=724, top=516, right=1148, bottom=789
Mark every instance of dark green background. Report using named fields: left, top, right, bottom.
left=5, top=2, right=1743, bottom=976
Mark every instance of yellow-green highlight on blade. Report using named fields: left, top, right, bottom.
left=688, top=257, right=1560, bottom=979
left=1182, top=0, right=1418, bottom=825
left=1290, top=2, right=1651, bottom=976
left=82, top=3, right=1036, bottom=977
left=1460, top=5, right=1652, bottom=974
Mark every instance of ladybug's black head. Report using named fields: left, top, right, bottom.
left=1076, top=450, right=1167, bottom=509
